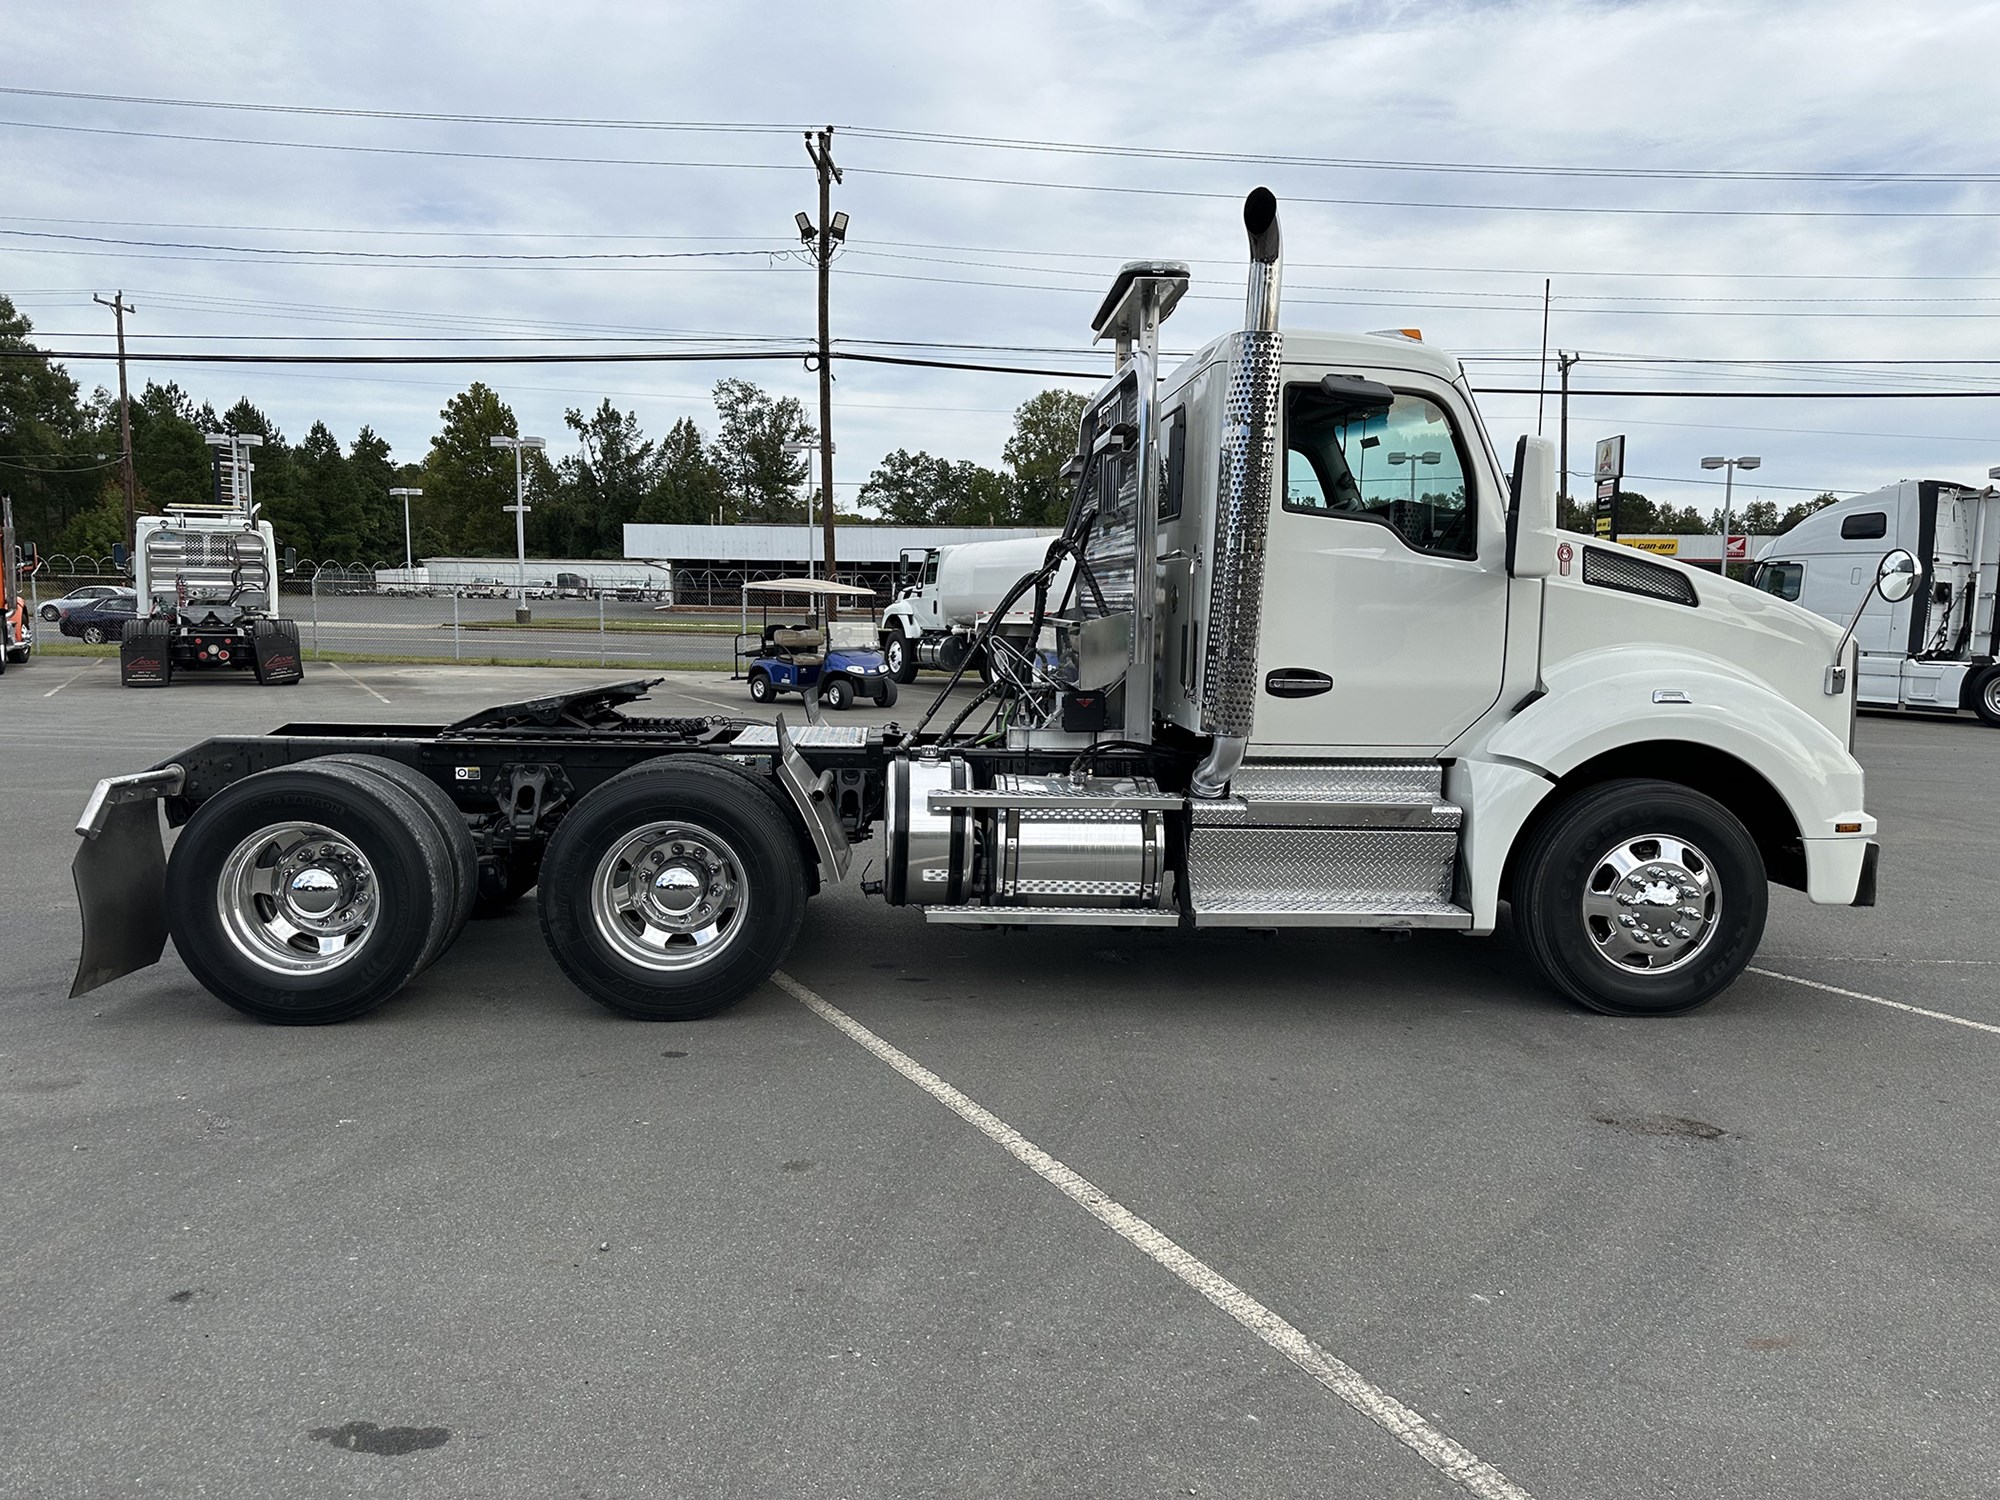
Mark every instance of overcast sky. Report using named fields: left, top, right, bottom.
left=5, top=0, right=1999, bottom=524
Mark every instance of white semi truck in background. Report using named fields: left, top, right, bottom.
left=1751, top=478, right=2000, bottom=726
left=880, top=534, right=1070, bottom=683
left=72, top=189, right=1894, bottom=1029
left=118, top=431, right=304, bottom=689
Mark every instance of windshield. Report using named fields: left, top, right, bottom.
left=828, top=619, right=876, bottom=650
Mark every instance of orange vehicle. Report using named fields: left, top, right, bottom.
left=0, top=493, right=32, bottom=674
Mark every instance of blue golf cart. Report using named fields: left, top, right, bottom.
left=734, top=578, right=897, bottom=711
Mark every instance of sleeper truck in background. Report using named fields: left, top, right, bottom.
left=1751, top=478, right=2000, bottom=726
left=70, top=189, right=1890, bottom=1027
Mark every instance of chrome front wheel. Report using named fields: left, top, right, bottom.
left=1580, top=834, right=1719, bottom=975
left=1514, top=779, right=1765, bottom=1017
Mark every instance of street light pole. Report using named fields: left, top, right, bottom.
left=1701, top=454, right=1761, bottom=576
left=389, top=486, right=423, bottom=573
left=490, top=435, right=545, bottom=621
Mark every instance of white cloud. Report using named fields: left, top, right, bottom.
left=4, top=0, right=1998, bottom=519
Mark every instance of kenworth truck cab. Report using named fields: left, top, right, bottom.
left=70, top=190, right=1881, bottom=1026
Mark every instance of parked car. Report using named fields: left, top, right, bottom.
left=39, top=585, right=133, bottom=624
left=60, top=594, right=141, bottom=644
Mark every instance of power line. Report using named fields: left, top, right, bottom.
left=0, top=116, right=804, bottom=174
left=8, top=85, right=1995, bottom=186
left=9, top=342, right=2000, bottom=395
left=7, top=115, right=1998, bottom=220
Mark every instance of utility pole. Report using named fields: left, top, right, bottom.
left=802, top=128, right=845, bottom=613
left=1556, top=351, right=1581, bottom=519
left=94, top=291, right=137, bottom=554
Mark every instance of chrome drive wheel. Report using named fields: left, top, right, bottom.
left=590, top=821, right=748, bottom=973
left=1514, top=778, right=1765, bottom=1017
left=538, top=756, right=808, bottom=1021
left=164, top=762, right=450, bottom=1024
left=218, top=822, right=379, bottom=974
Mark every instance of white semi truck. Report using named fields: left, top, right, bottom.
left=72, top=190, right=1889, bottom=1027
left=118, top=431, right=304, bottom=689
left=1750, top=478, right=2000, bottom=726
left=880, top=534, right=1070, bottom=683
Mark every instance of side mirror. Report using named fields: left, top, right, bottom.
left=1826, top=547, right=1926, bottom=694
left=1506, top=435, right=1560, bottom=578
left=1874, top=547, right=1920, bottom=604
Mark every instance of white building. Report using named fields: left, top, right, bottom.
left=622, top=522, right=1056, bottom=604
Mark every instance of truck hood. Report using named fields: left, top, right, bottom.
left=1539, top=556, right=1852, bottom=747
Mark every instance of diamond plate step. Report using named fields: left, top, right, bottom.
left=923, top=906, right=1180, bottom=927
left=1187, top=826, right=1457, bottom=917
left=1194, top=899, right=1471, bottom=929
left=1192, top=760, right=1460, bottom=830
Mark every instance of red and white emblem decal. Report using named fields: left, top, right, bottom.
left=1556, top=541, right=1574, bottom=577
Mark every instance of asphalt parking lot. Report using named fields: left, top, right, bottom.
left=3, top=660, right=1995, bottom=1499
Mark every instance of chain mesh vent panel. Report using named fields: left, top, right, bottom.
left=1582, top=547, right=1699, bottom=607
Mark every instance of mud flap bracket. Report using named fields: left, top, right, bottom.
left=772, top=714, right=851, bottom=884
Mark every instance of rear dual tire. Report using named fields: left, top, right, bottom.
left=537, top=758, right=807, bottom=1021
left=165, top=761, right=469, bottom=1025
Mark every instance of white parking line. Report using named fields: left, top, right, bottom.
left=326, top=662, right=391, bottom=704
left=42, top=660, right=99, bottom=697
left=1749, top=966, right=2000, bottom=1036
left=772, top=970, right=1536, bottom=1500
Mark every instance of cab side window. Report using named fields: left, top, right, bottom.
left=1283, top=385, right=1477, bottom=559
left=1753, top=560, right=1804, bottom=602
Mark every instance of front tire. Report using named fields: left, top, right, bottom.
left=1969, top=666, right=2000, bottom=728
left=873, top=678, right=898, bottom=708
left=537, top=758, right=807, bottom=1021
left=821, top=675, right=854, bottom=711
left=884, top=634, right=918, bottom=684
left=1512, top=778, right=1766, bottom=1017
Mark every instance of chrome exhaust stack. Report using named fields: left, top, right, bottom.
left=1191, top=188, right=1284, bottom=799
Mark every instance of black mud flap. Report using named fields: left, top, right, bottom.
left=70, top=770, right=181, bottom=997
left=251, top=618, right=304, bottom=685
left=119, top=619, right=172, bottom=688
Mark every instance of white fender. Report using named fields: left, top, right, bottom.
left=1466, top=646, right=1874, bottom=913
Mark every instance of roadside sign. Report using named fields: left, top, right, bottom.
left=1624, top=537, right=1680, bottom=555
left=1725, top=534, right=1748, bottom=561
left=1593, top=436, right=1627, bottom=541
left=1594, top=436, right=1626, bottom=480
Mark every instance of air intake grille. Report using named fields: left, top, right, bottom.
left=1582, top=547, right=1699, bottom=607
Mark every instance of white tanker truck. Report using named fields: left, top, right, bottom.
left=880, top=535, right=1071, bottom=683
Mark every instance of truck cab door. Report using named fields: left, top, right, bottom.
left=1253, top=371, right=1508, bottom=753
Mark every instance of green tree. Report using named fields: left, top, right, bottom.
left=0, top=295, right=97, bottom=548
left=711, top=378, right=812, bottom=522
left=120, top=381, right=214, bottom=515
left=538, top=401, right=659, bottom=557
left=1002, top=388, right=1089, bottom=526
left=293, top=422, right=373, bottom=561
left=346, top=426, right=403, bottom=560
left=1736, top=500, right=1781, bottom=535
left=1776, top=493, right=1838, bottom=534
left=420, top=383, right=520, bottom=554
left=638, top=417, right=725, bottom=525
left=860, top=449, right=1014, bottom=524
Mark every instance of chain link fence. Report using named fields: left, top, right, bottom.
left=272, top=567, right=738, bottom=669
